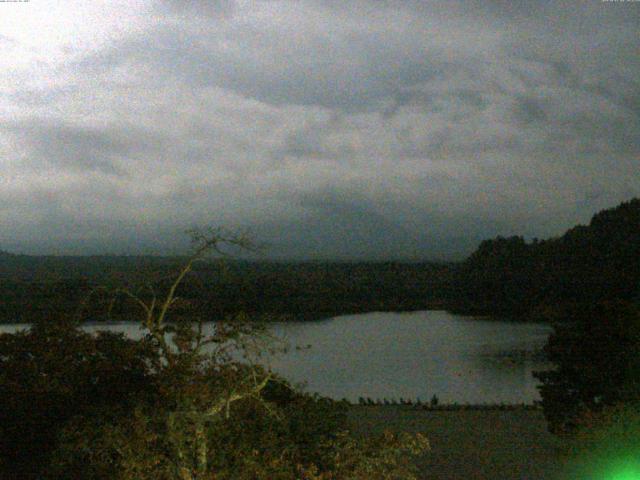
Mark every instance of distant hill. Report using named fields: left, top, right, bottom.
left=450, top=198, right=640, bottom=317
left=0, top=252, right=452, bottom=323
left=2, top=198, right=638, bottom=323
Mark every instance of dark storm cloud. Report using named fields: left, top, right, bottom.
left=275, top=115, right=359, bottom=160
left=1, top=0, right=639, bottom=258
left=251, top=184, right=511, bottom=260
left=3, top=120, right=159, bottom=176
left=68, top=0, right=495, bottom=113
left=79, top=31, right=442, bottom=112
left=283, top=188, right=419, bottom=259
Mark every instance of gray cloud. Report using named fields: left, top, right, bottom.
left=157, top=0, right=237, bottom=19
left=0, top=0, right=639, bottom=259
left=3, top=121, right=160, bottom=176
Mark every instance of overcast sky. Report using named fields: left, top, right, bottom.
left=1, top=0, right=638, bottom=259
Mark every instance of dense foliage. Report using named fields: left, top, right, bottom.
left=0, top=254, right=451, bottom=323
left=451, top=199, right=640, bottom=439
left=0, top=318, right=371, bottom=479
left=534, top=301, right=640, bottom=435
left=0, top=231, right=429, bottom=479
left=451, top=198, right=640, bottom=317
left=0, top=317, right=156, bottom=479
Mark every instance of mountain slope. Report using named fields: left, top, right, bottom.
left=450, top=198, right=640, bottom=317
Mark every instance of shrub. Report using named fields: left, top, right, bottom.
left=0, top=316, right=156, bottom=479
left=534, top=301, right=640, bottom=435
left=1, top=229, right=429, bottom=479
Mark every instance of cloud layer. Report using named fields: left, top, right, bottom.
left=1, top=0, right=639, bottom=258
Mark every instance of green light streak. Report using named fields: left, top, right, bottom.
left=605, top=458, right=640, bottom=480
left=559, top=404, right=640, bottom=480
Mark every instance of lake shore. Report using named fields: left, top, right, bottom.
left=2, top=311, right=552, bottom=404
left=348, top=405, right=569, bottom=480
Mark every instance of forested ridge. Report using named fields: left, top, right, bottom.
left=0, top=253, right=452, bottom=323
left=1, top=198, right=638, bottom=323
left=449, top=198, right=640, bottom=318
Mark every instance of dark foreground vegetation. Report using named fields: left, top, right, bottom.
left=0, top=232, right=429, bottom=479
left=0, top=318, right=428, bottom=480
left=0, top=199, right=639, bottom=478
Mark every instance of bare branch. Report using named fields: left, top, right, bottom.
left=113, top=288, right=151, bottom=316
left=157, top=260, right=193, bottom=327
left=204, top=371, right=273, bottom=419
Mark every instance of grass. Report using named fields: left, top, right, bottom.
left=347, top=405, right=570, bottom=480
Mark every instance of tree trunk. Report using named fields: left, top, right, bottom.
left=195, top=420, right=208, bottom=479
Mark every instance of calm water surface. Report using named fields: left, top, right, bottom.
left=0, top=310, right=552, bottom=404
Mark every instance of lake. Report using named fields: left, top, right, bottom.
left=0, top=310, right=552, bottom=404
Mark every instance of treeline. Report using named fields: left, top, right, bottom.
left=3, top=198, right=637, bottom=323
left=449, top=198, right=640, bottom=318
left=0, top=253, right=453, bottom=323
left=192, top=261, right=452, bottom=321
left=447, top=199, right=640, bottom=437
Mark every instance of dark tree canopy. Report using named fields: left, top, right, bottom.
left=451, top=198, right=640, bottom=318
left=534, top=301, right=640, bottom=435
left=0, top=317, right=156, bottom=479
left=0, top=231, right=429, bottom=479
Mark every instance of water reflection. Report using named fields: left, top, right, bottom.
left=0, top=311, right=552, bottom=404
